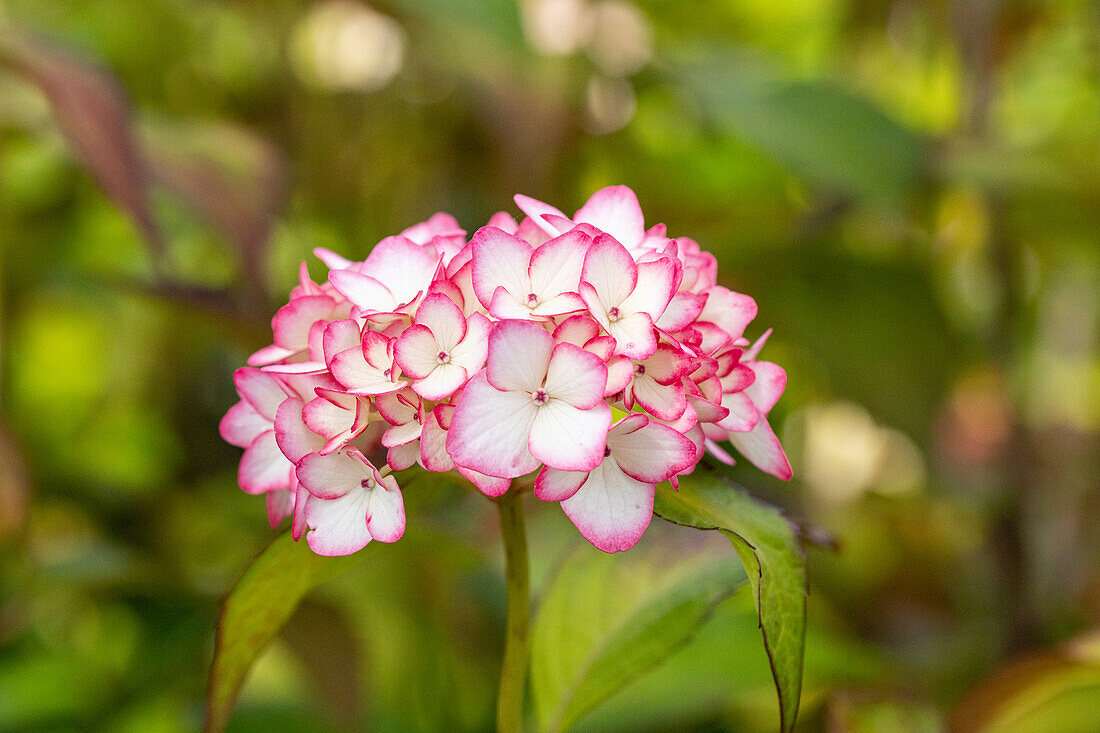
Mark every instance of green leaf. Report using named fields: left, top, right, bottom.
left=676, top=50, right=925, bottom=200
left=531, top=524, right=749, bottom=733
left=204, top=532, right=365, bottom=733
left=654, top=472, right=807, bottom=733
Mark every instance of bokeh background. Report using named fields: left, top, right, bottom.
left=1, top=0, right=1098, bottom=730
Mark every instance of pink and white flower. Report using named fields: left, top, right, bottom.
left=394, top=292, right=491, bottom=400
left=470, top=226, right=591, bottom=320
left=447, top=319, right=612, bottom=480
left=535, top=415, right=696, bottom=552
left=579, top=234, right=677, bottom=360
left=297, top=449, right=405, bottom=555
left=221, top=185, right=792, bottom=556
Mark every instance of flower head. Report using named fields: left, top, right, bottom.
left=221, top=188, right=791, bottom=554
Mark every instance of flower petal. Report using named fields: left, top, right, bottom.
left=528, top=228, right=590, bottom=302
left=529, top=399, right=611, bottom=471
left=514, top=194, right=572, bottom=237
left=717, top=391, right=760, bottom=433
left=220, top=400, right=270, bottom=448
left=414, top=291, right=467, bottom=350
left=726, top=415, right=792, bottom=480
left=534, top=465, right=588, bottom=502
left=471, top=226, right=533, bottom=308
left=273, top=295, right=336, bottom=350
left=561, top=459, right=654, bottom=553
left=304, top=488, right=373, bottom=556
left=447, top=372, right=541, bottom=478
left=365, top=476, right=405, bottom=542
left=573, top=185, right=646, bottom=250
left=553, top=314, right=601, bottom=347
left=412, top=362, right=468, bottom=401
left=322, top=319, right=363, bottom=365
left=655, top=291, right=707, bottom=332
left=234, top=367, right=289, bottom=420
left=630, top=374, right=687, bottom=421
left=302, top=392, right=355, bottom=440
left=449, top=312, right=491, bottom=373
left=274, top=398, right=325, bottom=463
left=394, top=324, right=440, bottom=379
left=608, top=419, right=697, bottom=483
left=700, top=287, right=757, bottom=343
left=419, top=406, right=455, bottom=472
left=543, top=342, right=608, bottom=409
left=328, top=270, right=397, bottom=313
left=296, top=450, right=368, bottom=500
left=744, top=361, right=786, bottom=415
left=620, top=258, right=676, bottom=321
left=361, top=235, right=440, bottom=306
left=239, top=429, right=294, bottom=495
left=457, top=467, right=512, bottom=497
left=581, top=234, right=637, bottom=308
left=486, top=319, right=553, bottom=393
left=606, top=311, right=657, bottom=360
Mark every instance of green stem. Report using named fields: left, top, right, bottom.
left=496, top=490, right=530, bottom=733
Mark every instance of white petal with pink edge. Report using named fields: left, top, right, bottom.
left=717, top=391, right=760, bottom=433
left=514, top=194, right=572, bottom=237
left=239, top=430, right=294, bottom=495
left=365, top=475, right=405, bottom=543
left=573, top=185, right=646, bottom=250
left=543, top=342, right=608, bottom=409
left=581, top=235, right=637, bottom=308
left=457, top=467, right=512, bottom=497
left=620, top=258, right=676, bottom=321
left=448, top=312, right=491, bottom=372
left=296, top=450, right=368, bottom=500
left=234, top=368, right=289, bottom=420
left=414, top=292, right=467, bottom=350
left=220, top=400, right=270, bottom=448
left=323, top=319, right=363, bottom=364
left=726, top=415, right=793, bottom=480
left=361, top=235, right=440, bottom=306
left=561, top=459, right=654, bottom=553
left=535, top=465, right=589, bottom=501
left=328, top=270, right=398, bottom=313
left=486, top=319, right=552, bottom=393
left=608, top=418, right=696, bottom=483
left=273, top=295, right=336, bottom=349
left=529, top=399, right=611, bottom=471
left=528, top=229, right=590, bottom=301
left=744, top=361, right=786, bottom=415
left=471, top=226, right=533, bottom=308
left=630, top=376, right=687, bottom=421
left=394, top=324, right=441, bottom=379
left=304, top=488, right=373, bottom=556
left=447, top=372, right=541, bottom=478
left=274, top=398, right=325, bottom=463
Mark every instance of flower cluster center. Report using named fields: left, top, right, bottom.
left=435, top=350, right=451, bottom=364
left=532, top=388, right=549, bottom=404
left=526, top=292, right=539, bottom=308
left=607, top=306, right=621, bottom=322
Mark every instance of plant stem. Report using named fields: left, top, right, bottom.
left=496, top=490, right=530, bottom=733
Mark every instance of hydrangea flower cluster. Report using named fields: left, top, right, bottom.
left=221, top=186, right=791, bottom=555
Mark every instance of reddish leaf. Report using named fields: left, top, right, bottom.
left=143, top=121, right=286, bottom=295
left=0, top=30, right=163, bottom=255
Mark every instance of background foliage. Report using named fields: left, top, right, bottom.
left=0, top=0, right=1097, bottom=730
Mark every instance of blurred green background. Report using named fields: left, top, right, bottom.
left=0, top=0, right=1097, bottom=730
